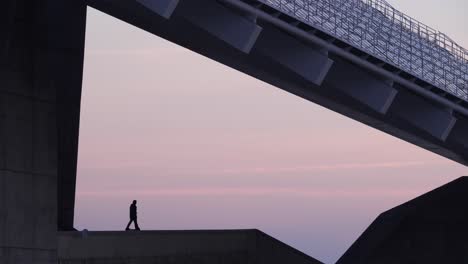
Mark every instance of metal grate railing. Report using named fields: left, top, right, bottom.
left=260, top=0, right=468, bottom=101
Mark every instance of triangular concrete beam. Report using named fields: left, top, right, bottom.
left=253, top=25, right=333, bottom=86
left=447, top=116, right=468, bottom=149
left=136, top=0, right=179, bottom=19
left=180, top=0, right=262, bottom=54
left=389, top=89, right=457, bottom=141
left=324, top=59, right=397, bottom=114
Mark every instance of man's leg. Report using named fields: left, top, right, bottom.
left=134, top=218, right=141, bottom=231
left=125, top=219, right=133, bottom=230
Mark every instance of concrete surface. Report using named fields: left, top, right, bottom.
left=58, top=229, right=323, bottom=264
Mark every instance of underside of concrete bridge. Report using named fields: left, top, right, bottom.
left=86, top=0, right=468, bottom=166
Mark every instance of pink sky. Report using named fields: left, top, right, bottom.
left=76, top=1, right=468, bottom=263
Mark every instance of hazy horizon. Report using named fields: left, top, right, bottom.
left=75, top=1, right=468, bottom=263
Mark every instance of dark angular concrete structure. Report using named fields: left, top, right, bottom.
left=337, top=176, right=468, bottom=264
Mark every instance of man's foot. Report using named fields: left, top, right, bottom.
left=125, top=228, right=130, bottom=231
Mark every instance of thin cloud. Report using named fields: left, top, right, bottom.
left=80, top=159, right=449, bottom=176
left=76, top=186, right=421, bottom=199
left=209, top=161, right=436, bottom=175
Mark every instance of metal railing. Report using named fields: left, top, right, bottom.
left=260, top=0, right=468, bottom=101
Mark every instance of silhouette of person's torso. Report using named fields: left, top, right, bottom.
left=130, top=204, right=137, bottom=220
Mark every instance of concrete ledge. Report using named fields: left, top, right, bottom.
left=58, top=229, right=322, bottom=264
left=0, top=247, right=57, bottom=263
left=180, top=0, right=262, bottom=54
left=253, top=25, right=333, bottom=86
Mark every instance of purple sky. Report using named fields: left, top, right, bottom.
left=75, top=1, right=468, bottom=263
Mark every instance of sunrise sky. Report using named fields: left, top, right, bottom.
left=75, top=1, right=468, bottom=263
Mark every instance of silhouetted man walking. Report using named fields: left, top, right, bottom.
left=125, top=200, right=140, bottom=231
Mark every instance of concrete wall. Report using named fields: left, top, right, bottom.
left=58, top=230, right=323, bottom=264
left=0, top=0, right=86, bottom=263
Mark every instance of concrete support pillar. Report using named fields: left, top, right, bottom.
left=0, top=90, right=58, bottom=263
left=254, top=26, right=333, bottom=86
left=324, top=60, right=397, bottom=114
left=389, top=90, right=457, bottom=141
left=0, top=0, right=86, bottom=263
left=136, top=0, right=179, bottom=19
left=35, top=0, right=86, bottom=233
left=181, top=0, right=262, bottom=53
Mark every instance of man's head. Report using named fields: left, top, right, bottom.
left=132, top=200, right=137, bottom=205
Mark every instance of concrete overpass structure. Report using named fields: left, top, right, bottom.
left=0, top=0, right=467, bottom=263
